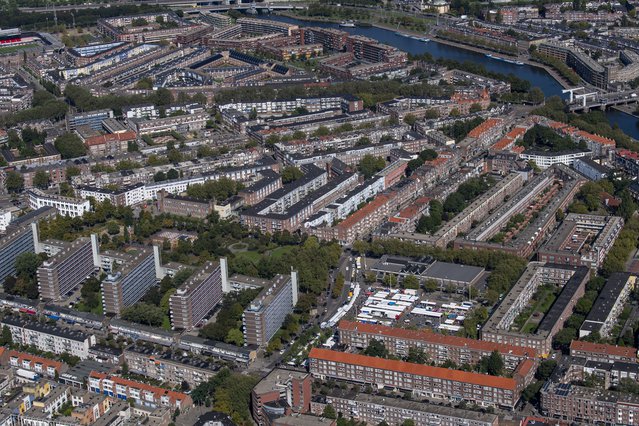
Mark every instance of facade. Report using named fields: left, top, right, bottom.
left=169, top=261, right=223, bottom=331
left=78, top=183, right=146, bottom=207
left=67, top=109, right=114, bottom=131
left=580, top=273, right=636, bottom=338
left=0, top=207, right=55, bottom=284
left=541, top=382, right=639, bottom=425
left=27, top=189, right=90, bottom=218
left=3, top=350, right=66, bottom=379
left=37, top=237, right=94, bottom=302
left=98, top=246, right=158, bottom=316
left=520, top=150, right=591, bottom=169
left=338, top=320, right=536, bottom=370
left=569, top=340, right=638, bottom=364
left=178, top=335, right=257, bottom=365
left=84, top=131, right=137, bottom=157
left=309, top=348, right=527, bottom=409
left=156, top=190, right=214, bottom=219
left=311, top=391, right=499, bottom=426
left=573, top=158, right=611, bottom=181
left=88, top=372, right=192, bottom=411
left=243, top=273, right=298, bottom=347
left=123, top=345, right=218, bottom=387
left=0, top=316, right=96, bottom=359
left=251, top=369, right=312, bottom=426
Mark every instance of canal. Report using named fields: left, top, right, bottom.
left=262, top=14, right=639, bottom=139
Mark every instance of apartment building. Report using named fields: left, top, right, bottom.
left=338, top=320, right=536, bottom=370
left=67, top=109, right=114, bottom=131
left=573, top=158, right=611, bottom=181
left=27, top=189, right=90, bottom=218
left=311, top=391, right=499, bottom=426
left=169, top=261, right=223, bottom=331
left=238, top=170, right=283, bottom=206
left=481, top=263, right=590, bottom=356
left=88, top=372, right=192, bottom=411
left=0, top=207, right=55, bottom=284
left=78, top=183, right=146, bottom=207
left=308, top=348, right=528, bottom=409
left=0, top=316, right=96, bottom=359
left=251, top=369, right=312, bottom=426
left=569, top=340, right=638, bottom=364
left=157, top=190, right=214, bottom=219
left=243, top=272, right=298, bottom=347
left=127, top=112, right=208, bottom=135
left=109, top=319, right=174, bottom=347
left=37, top=237, right=94, bottom=302
left=2, top=349, right=67, bottom=379
left=83, top=131, right=137, bottom=157
left=538, top=214, right=623, bottom=269
left=98, top=245, right=159, bottom=316
left=123, top=344, right=218, bottom=387
left=178, top=335, right=257, bottom=365
left=580, top=273, right=636, bottom=338
left=541, top=382, right=639, bottom=424
left=520, top=150, right=592, bottom=169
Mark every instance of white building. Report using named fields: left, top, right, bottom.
left=27, top=189, right=90, bottom=218
left=0, top=317, right=96, bottom=359
left=520, top=150, right=591, bottom=169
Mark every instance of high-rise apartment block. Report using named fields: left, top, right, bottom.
left=242, top=272, right=298, bottom=347
left=37, top=237, right=94, bottom=301
left=169, top=261, right=223, bottom=331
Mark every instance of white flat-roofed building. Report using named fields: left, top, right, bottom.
left=28, top=189, right=90, bottom=218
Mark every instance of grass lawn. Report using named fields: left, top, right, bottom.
left=0, top=43, right=37, bottom=54
left=234, top=250, right=262, bottom=264
left=270, top=245, right=296, bottom=260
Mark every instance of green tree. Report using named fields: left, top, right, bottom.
left=0, top=325, right=12, bottom=346
left=33, top=170, right=50, bottom=189
left=363, top=338, right=387, bottom=358
left=479, top=350, right=504, bottom=376
left=358, top=154, right=386, bottom=179
left=402, top=274, right=419, bottom=290
left=322, top=404, right=337, bottom=419
left=406, top=347, right=428, bottom=364
left=281, top=166, right=303, bottom=184
left=536, top=360, right=557, bottom=381
left=15, top=252, right=41, bottom=281
left=54, top=133, right=86, bottom=159
left=225, top=328, right=244, bottom=346
left=5, top=171, right=24, bottom=193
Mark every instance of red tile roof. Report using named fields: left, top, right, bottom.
left=339, top=320, right=536, bottom=358
left=8, top=350, right=64, bottom=372
left=89, top=372, right=191, bottom=405
left=576, top=130, right=615, bottom=147
left=338, top=194, right=392, bottom=229
left=467, top=118, right=502, bottom=139
left=570, top=340, right=638, bottom=359
left=84, top=131, right=137, bottom=147
left=309, top=348, right=517, bottom=390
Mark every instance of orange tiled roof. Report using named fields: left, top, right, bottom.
left=309, top=347, right=517, bottom=390
left=339, top=320, right=536, bottom=358
left=570, top=340, right=637, bottom=359
left=576, top=130, right=615, bottom=147
left=491, top=137, right=514, bottom=152
left=89, top=372, right=190, bottom=404
left=8, top=350, right=64, bottom=371
left=513, top=358, right=536, bottom=378
left=511, top=146, right=525, bottom=154
left=505, top=127, right=526, bottom=139
left=467, top=118, right=502, bottom=139
left=84, top=131, right=137, bottom=147
left=338, top=194, right=391, bottom=229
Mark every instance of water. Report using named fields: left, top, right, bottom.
left=261, top=14, right=639, bottom=139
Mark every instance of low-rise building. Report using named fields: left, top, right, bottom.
left=0, top=316, right=96, bottom=359
left=569, top=340, right=638, bottom=364
left=157, top=190, right=214, bottom=219
left=251, top=369, right=312, bottom=426
left=27, top=189, right=90, bottom=218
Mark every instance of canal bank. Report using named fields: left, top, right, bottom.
left=261, top=13, right=639, bottom=139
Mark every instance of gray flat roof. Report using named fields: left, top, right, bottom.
left=423, top=261, right=484, bottom=283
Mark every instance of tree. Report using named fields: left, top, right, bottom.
left=402, top=274, right=419, bottom=290
left=54, top=133, right=86, bottom=159
left=33, top=170, right=50, bottom=189
left=322, top=405, right=337, bottom=419
left=479, top=350, right=504, bottom=376
left=5, top=171, right=24, bottom=193
left=66, top=166, right=81, bottom=180
left=167, top=169, right=179, bottom=180
left=107, top=222, right=120, bottom=235
left=528, top=87, right=545, bottom=104
left=363, top=338, right=387, bottom=358
left=121, top=303, right=165, bottom=327
left=225, top=328, right=244, bottom=346
left=358, top=155, right=386, bottom=179
left=403, top=113, right=417, bottom=126
left=423, top=279, right=438, bottom=292
left=401, top=420, right=415, bottom=426
left=281, top=166, right=303, bottom=184
left=0, top=325, right=12, bottom=346
left=469, top=103, right=482, bottom=113
left=553, top=328, right=577, bottom=352
left=536, top=360, right=557, bottom=381
left=406, top=347, right=428, bottom=364
left=15, top=252, right=40, bottom=281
